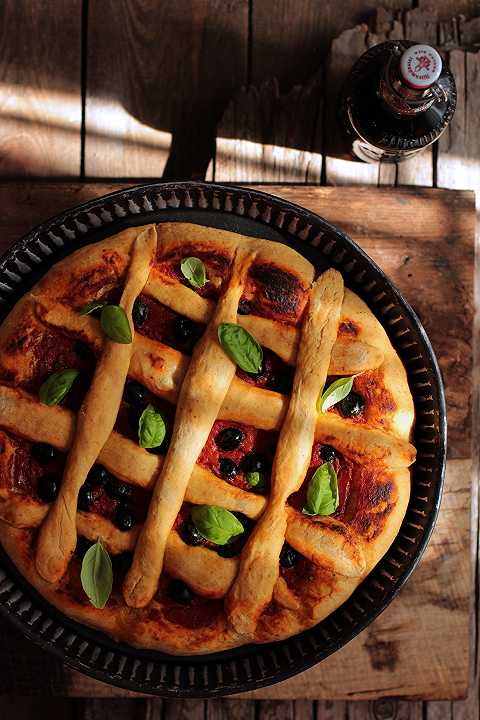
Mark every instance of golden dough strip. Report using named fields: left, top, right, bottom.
left=0, top=488, right=365, bottom=598
left=227, top=269, right=345, bottom=636
left=123, top=245, right=257, bottom=609
left=35, top=226, right=157, bottom=583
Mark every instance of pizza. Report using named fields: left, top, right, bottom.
left=0, top=222, right=415, bottom=655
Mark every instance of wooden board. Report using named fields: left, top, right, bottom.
left=0, top=182, right=473, bottom=701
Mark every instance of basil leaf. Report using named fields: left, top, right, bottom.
left=100, top=304, right=132, bottom=344
left=138, top=404, right=166, bottom=449
left=80, top=539, right=113, bottom=609
left=180, top=257, right=208, bottom=288
left=318, top=376, right=355, bottom=413
left=39, top=368, right=80, bottom=406
left=218, top=323, right=263, bottom=374
left=78, top=300, right=108, bottom=316
left=246, top=471, right=265, bottom=490
left=191, top=505, right=244, bottom=545
left=303, top=462, right=339, bottom=516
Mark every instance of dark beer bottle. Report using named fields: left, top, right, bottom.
left=339, top=41, right=457, bottom=163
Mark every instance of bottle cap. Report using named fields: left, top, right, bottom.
left=399, top=44, right=442, bottom=89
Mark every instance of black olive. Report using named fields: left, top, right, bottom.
left=147, top=444, right=165, bottom=455
left=280, top=543, right=299, bottom=569
left=215, top=427, right=245, bottom=451
left=132, top=297, right=148, bottom=328
left=78, top=485, right=93, bottom=512
left=243, top=452, right=268, bottom=474
left=169, top=579, right=193, bottom=605
left=180, top=520, right=204, bottom=546
left=37, top=473, right=60, bottom=503
left=216, top=543, right=241, bottom=558
left=111, top=551, right=133, bottom=574
left=271, top=373, right=291, bottom=395
left=320, top=445, right=337, bottom=463
left=31, top=442, right=58, bottom=464
left=219, top=458, right=238, bottom=479
left=339, top=391, right=364, bottom=418
left=128, top=405, right=142, bottom=432
left=238, top=299, right=252, bottom=315
left=123, top=380, right=147, bottom=407
left=87, top=464, right=109, bottom=486
left=74, top=340, right=96, bottom=363
left=114, top=507, right=135, bottom=532
left=173, top=315, right=196, bottom=342
left=75, top=536, right=92, bottom=560
left=105, top=480, right=132, bottom=502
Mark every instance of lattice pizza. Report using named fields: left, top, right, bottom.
left=0, top=222, right=415, bottom=654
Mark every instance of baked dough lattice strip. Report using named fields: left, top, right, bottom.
left=35, top=226, right=157, bottom=583
left=123, top=244, right=257, bottom=608
left=227, top=269, right=345, bottom=635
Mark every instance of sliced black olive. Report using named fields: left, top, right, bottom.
left=75, top=536, right=92, bottom=560
left=216, top=543, right=242, bottom=558
left=320, top=445, right=337, bottom=463
left=37, top=473, right=60, bottom=502
left=78, top=485, right=93, bottom=512
left=111, top=551, right=133, bottom=574
left=280, top=543, right=299, bottom=569
left=114, top=506, right=135, bottom=532
left=243, top=452, right=268, bottom=474
left=173, top=315, right=196, bottom=343
left=123, top=380, right=147, bottom=407
left=74, top=339, right=96, bottom=363
left=169, top=579, right=193, bottom=605
left=87, top=464, right=109, bottom=486
left=339, top=391, right=364, bottom=418
left=215, top=427, right=245, bottom=452
left=128, top=405, right=142, bottom=432
left=31, top=442, right=58, bottom=464
left=132, top=297, right=148, bottom=328
left=105, top=480, right=132, bottom=502
left=180, top=520, right=204, bottom=546
left=237, top=299, right=252, bottom=315
left=219, top=458, right=238, bottom=479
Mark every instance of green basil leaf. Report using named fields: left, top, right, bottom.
left=318, top=375, right=355, bottom=413
left=180, top=257, right=208, bottom=288
left=302, top=462, right=339, bottom=516
left=191, top=505, right=244, bottom=546
left=218, top=322, right=263, bottom=374
left=138, top=404, right=166, bottom=449
left=80, top=539, right=113, bottom=609
left=39, top=368, right=80, bottom=406
left=100, top=304, right=132, bottom=344
left=78, top=300, right=108, bottom=316
left=246, top=471, right=265, bottom=490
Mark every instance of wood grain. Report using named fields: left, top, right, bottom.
left=0, top=0, right=82, bottom=176
left=86, top=0, right=248, bottom=180
left=0, top=182, right=472, bottom=702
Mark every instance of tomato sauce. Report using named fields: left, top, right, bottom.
left=327, top=370, right=396, bottom=429
left=155, top=249, right=231, bottom=301
left=136, top=294, right=204, bottom=354
left=236, top=347, right=293, bottom=394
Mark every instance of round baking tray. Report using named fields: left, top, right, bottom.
left=0, top=181, right=446, bottom=697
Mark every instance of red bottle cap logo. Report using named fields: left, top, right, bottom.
left=400, top=44, right=442, bottom=89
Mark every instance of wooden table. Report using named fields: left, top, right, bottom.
left=0, top=2, right=479, bottom=720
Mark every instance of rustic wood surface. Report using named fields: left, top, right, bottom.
left=0, top=0, right=479, bottom=718
left=0, top=183, right=473, bottom=703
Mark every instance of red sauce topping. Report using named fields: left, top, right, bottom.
left=197, top=419, right=275, bottom=491
left=280, top=555, right=318, bottom=588
left=328, top=370, right=396, bottom=429
left=156, top=249, right=231, bottom=301
left=288, top=442, right=352, bottom=518
left=240, top=263, right=308, bottom=325
left=136, top=294, right=204, bottom=354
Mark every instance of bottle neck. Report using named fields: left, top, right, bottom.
left=379, top=48, right=442, bottom=117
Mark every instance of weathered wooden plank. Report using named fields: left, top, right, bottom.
left=348, top=700, right=423, bottom=720
left=164, top=699, right=205, bottom=720
left=207, top=699, right=255, bottom=720
left=79, top=698, right=151, bottom=719
left=86, top=0, right=248, bottom=180
left=214, top=76, right=322, bottom=183
left=316, top=701, right=347, bottom=720
left=426, top=702, right=453, bottom=720
left=0, top=0, right=82, bottom=176
left=0, top=697, right=73, bottom=719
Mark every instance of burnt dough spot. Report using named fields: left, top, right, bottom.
left=248, top=263, right=307, bottom=323
left=339, top=320, right=360, bottom=337
left=61, top=250, right=125, bottom=305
